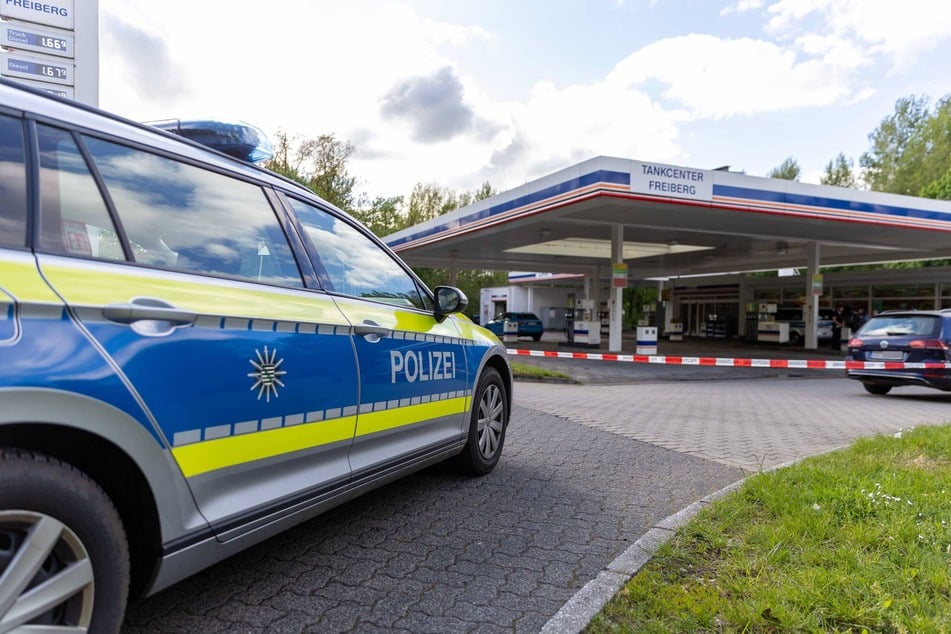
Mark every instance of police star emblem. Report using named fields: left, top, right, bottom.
left=248, top=345, right=286, bottom=402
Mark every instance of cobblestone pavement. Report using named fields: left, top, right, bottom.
left=123, top=405, right=742, bottom=633
left=515, top=377, right=951, bottom=472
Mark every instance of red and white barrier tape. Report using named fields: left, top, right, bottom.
left=506, top=348, right=951, bottom=371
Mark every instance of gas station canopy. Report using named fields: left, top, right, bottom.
left=385, top=156, right=951, bottom=280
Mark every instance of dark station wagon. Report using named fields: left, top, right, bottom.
left=846, top=309, right=951, bottom=395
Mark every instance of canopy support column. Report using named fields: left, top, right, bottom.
left=804, top=242, right=821, bottom=349
left=609, top=225, right=624, bottom=352
left=448, top=250, right=458, bottom=286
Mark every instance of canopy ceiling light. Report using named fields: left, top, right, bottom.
left=504, top=238, right=713, bottom=260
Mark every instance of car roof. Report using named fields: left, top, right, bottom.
left=873, top=310, right=951, bottom=317
left=0, top=79, right=322, bottom=206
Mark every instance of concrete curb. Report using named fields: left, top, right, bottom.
left=539, top=449, right=837, bottom=633
left=540, top=478, right=748, bottom=633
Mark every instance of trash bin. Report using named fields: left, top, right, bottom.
left=636, top=326, right=658, bottom=354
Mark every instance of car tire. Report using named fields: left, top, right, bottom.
left=0, top=449, right=129, bottom=632
left=532, top=334, right=542, bottom=342
left=455, top=367, right=508, bottom=476
left=862, top=383, right=891, bottom=395
left=789, top=331, right=803, bottom=346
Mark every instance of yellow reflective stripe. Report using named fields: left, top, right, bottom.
left=173, top=397, right=472, bottom=478
left=356, top=397, right=469, bottom=436
left=0, top=259, right=62, bottom=303
left=40, top=263, right=347, bottom=324
left=172, top=416, right=356, bottom=478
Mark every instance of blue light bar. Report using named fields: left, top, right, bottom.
left=151, top=119, right=274, bottom=163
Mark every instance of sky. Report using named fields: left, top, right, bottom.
left=98, top=0, right=951, bottom=202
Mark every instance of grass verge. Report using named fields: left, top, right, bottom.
left=588, top=424, right=951, bottom=633
left=510, top=360, right=572, bottom=381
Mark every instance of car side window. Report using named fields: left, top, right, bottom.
left=0, top=115, right=27, bottom=249
left=36, top=124, right=125, bottom=260
left=83, top=136, right=303, bottom=287
left=286, top=197, right=432, bottom=310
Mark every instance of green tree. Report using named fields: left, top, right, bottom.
left=921, top=165, right=951, bottom=200
left=622, top=286, right=660, bottom=329
left=768, top=157, right=800, bottom=180
left=306, top=134, right=357, bottom=211
left=262, top=132, right=357, bottom=211
left=911, top=96, right=951, bottom=194
left=351, top=195, right=406, bottom=238
left=457, top=181, right=495, bottom=208
left=264, top=131, right=505, bottom=301
left=829, top=94, right=951, bottom=272
left=408, top=182, right=503, bottom=302
left=414, top=269, right=508, bottom=311
left=405, top=183, right=461, bottom=226
left=820, top=152, right=857, bottom=188
left=263, top=130, right=311, bottom=187
left=859, top=95, right=931, bottom=194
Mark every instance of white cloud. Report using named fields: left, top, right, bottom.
left=99, top=1, right=488, bottom=130
left=721, top=0, right=766, bottom=16
left=489, top=78, right=687, bottom=176
left=97, top=1, right=951, bottom=200
left=766, top=0, right=951, bottom=69
left=606, top=34, right=856, bottom=119
left=99, top=0, right=497, bottom=196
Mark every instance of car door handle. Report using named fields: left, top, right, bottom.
left=103, top=298, right=196, bottom=327
left=353, top=321, right=390, bottom=342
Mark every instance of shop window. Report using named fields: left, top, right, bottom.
left=752, top=290, right=781, bottom=302
left=872, top=284, right=935, bottom=298
left=832, top=285, right=868, bottom=300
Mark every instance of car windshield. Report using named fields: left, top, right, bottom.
left=858, top=315, right=941, bottom=337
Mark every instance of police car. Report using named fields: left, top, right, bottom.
left=0, top=78, right=512, bottom=631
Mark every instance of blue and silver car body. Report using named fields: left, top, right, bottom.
left=0, top=78, right=511, bottom=630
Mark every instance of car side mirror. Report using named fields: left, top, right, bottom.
left=433, top=286, right=469, bottom=322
